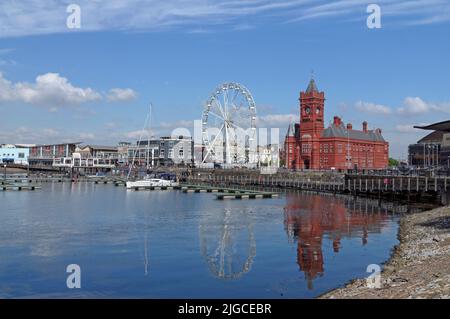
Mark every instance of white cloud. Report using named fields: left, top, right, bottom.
left=17, top=73, right=101, bottom=105
left=42, top=128, right=60, bottom=137
left=398, top=97, right=431, bottom=115
left=258, top=113, right=297, bottom=127
left=355, top=101, right=392, bottom=115
left=353, top=97, right=450, bottom=117
left=105, top=122, right=118, bottom=129
left=288, top=0, right=450, bottom=24
left=78, top=132, right=96, bottom=140
left=395, top=123, right=430, bottom=133
left=107, top=88, right=137, bottom=102
left=0, top=126, right=63, bottom=144
left=126, top=129, right=155, bottom=139
left=397, top=97, right=450, bottom=115
left=0, top=72, right=137, bottom=110
left=0, top=0, right=449, bottom=38
left=0, top=72, right=101, bottom=106
left=159, top=120, right=194, bottom=129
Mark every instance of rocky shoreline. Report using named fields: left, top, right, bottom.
left=320, top=205, right=450, bottom=299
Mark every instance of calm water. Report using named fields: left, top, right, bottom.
left=0, top=183, right=404, bottom=298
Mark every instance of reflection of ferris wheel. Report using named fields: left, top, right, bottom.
left=199, top=209, right=256, bottom=280
left=202, top=83, right=257, bottom=166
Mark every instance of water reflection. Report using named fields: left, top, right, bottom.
left=284, top=193, right=396, bottom=290
left=199, top=208, right=256, bottom=280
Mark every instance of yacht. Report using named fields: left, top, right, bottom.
left=126, top=177, right=179, bottom=189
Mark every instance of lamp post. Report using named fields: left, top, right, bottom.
left=346, top=129, right=351, bottom=172
left=3, top=164, right=6, bottom=182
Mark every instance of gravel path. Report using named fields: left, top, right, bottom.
left=320, top=206, right=450, bottom=299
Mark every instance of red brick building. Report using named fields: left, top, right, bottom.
left=284, top=79, right=389, bottom=170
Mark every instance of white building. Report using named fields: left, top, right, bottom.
left=129, top=136, right=194, bottom=167
left=0, top=144, right=30, bottom=165
left=257, top=144, right=280, bottom=168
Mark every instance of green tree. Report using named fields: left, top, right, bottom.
left=389, top=158, right=399, bottom=167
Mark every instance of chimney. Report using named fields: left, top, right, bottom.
left=363, top=121, right=368, bottom=132
left=347, top=123, right=353, bottom=130
left=333, top=116, right=341, bottom=126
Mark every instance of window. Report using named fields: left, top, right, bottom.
left=302, top=144, right=311, bottom=154
left=178, top=149, right=184, bottom=158
left=168, top=149, right=174, bottom=158
left=160, top=149, right=165, bottom=157
left=18, top=153, right=25, bottom=158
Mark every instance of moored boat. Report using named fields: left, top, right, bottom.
left=126, top=178, right=179, bottom=189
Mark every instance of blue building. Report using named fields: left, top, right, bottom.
left=0, top=145, right=30, bottom=165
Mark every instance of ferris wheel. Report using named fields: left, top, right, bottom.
left=201, top=83, right=257, bottom=166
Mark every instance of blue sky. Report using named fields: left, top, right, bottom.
left=1, top=0, right=450, bottom=159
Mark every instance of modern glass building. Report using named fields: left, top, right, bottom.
left=409, top=121, right=450, bottom=168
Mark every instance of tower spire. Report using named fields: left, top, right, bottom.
left=306, top=77, right=318, bottom=94
left=286, top=120, right=295, bottom=137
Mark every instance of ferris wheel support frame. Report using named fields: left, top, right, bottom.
left=201, top=82, right=257, bottom=166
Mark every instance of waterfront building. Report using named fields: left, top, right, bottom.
left=257, top=144, right=280, bottom=168
left=0, top=144, right=30, bottom=165
left=117, top=142, right=132, bottom=165
left=29, top=142, right=80, bottom=167
left=52, top=144, right=119, bottom=170
left=129, top=136, right=194, bottom=167
left=283, top=79, right=389, bottom=170
left=409, top=121, right=450, bottom=168
left=52, top=153, right=117, bottom=170
left=76, top=145, right=119, bottom=159
left=128, top=139, right=160, bottom=167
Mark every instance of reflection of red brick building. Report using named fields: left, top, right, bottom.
left=284, top=193, right=389, bottom=290
left=284, top=78, right=389, bottom=170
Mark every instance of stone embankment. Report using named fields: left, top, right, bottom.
left=321, top=206, right=450, bottom=299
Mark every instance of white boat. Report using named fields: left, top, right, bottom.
left=126, top=178, right=179, bottom=189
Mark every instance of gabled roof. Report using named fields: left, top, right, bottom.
left=321, top=123, right=385, bottom=142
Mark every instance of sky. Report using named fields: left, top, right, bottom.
left=1, top=0, right=450, bottom=159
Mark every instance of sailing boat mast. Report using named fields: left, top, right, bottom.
left=146, top=103, right=153, bottom=171
left=127, top=103, right=153, bottom=180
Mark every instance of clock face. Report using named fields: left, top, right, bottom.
left=305, top=107, right=311, bottom=114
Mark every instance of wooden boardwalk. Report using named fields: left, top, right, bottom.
left=181, top=184, right=278, bottom=200
left=187, top=173, right=450, bottom=205
left=0, top=183, right=41, bottom=191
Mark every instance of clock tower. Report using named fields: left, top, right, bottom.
left=298, top=78, right=325, bottom=169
